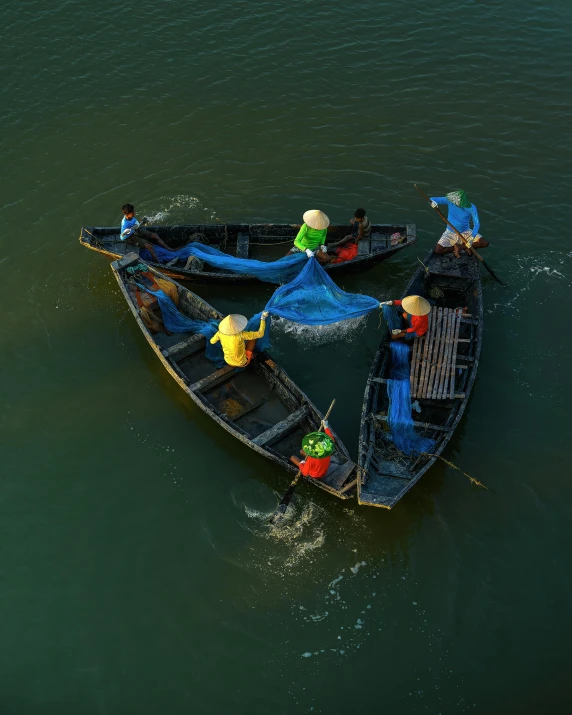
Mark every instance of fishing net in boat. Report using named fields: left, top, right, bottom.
left=134, top=275, right=271, bottom=368
left=141, top=243, right=307, bottom=284
left=264, top=257, right=380, bottom=325
left=382, top=306, right=435, bottom=457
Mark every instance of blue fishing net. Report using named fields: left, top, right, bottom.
left=382, top=306, right=435, bottom=457
left=264, top=258, right=380, bottom=325
left=141, top=243, right=307, bottom=284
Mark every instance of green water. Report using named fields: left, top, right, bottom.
left=2, top=0, right=572, bottom=712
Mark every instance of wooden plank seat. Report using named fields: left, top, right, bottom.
left=410, top=307, right=466, bottom=400
left=190, top=364, right=238, bottom=393
left=323, top=459, right=356, bottom=490
left=252, top=405, right=310, bottom=447
left=162, top=333, right=206, bottom=360
left=236, top=231, right=249, bottom=259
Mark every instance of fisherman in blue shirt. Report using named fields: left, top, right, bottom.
left=120, top=203, right=174, bottom=262
left=430, top=190, right=489, bottom=258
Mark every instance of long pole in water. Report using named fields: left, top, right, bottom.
left=413, top=184, right=506, bottom=286
left=269, top=399, right=336, bottom=525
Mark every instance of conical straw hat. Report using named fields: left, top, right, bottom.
left=303, top=209, right=330, bottom=230
left=401, top=295, right=431, bottom=316
left=218, top=314, right=248, bottom=335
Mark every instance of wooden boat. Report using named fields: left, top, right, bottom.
left=357, top=250, right=483, bottom=509
left=111, top=252, right=357, bottom=499
left=82, top=222, right=416, bottom=284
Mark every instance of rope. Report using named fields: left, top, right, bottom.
left=369, top=415, right=489, bottom=489
left=422, top=453, right=489, bottom=490
left=417, top=256, right=430, bottom=275
left=248, top=238, right=295, bottom=246
left=80, top=228, right=109, bottom=250
left=183, top=231, right=209, bottom=245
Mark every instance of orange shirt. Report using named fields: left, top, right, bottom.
left=394, top=300, right=428, bottom=336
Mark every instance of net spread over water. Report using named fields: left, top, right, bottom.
left=265, top=258, right=380, bottom=325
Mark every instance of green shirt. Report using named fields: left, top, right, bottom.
left=294, top=223, right=328, bottom=251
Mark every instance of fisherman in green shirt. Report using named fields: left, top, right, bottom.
left=287, top=209, right=332, bottom=264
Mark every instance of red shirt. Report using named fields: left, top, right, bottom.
left=394, top=300, right=428, bottom=336
left=300, top=427, right=334, bottom=479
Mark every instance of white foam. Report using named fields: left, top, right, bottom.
left=142, top=195, right=212, bottom=224
left=350, top=560, right=367, bottom=575
left=273, top=316, right=369, bottom=346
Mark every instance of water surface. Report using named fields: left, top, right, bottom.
left=2, top=0, right=572, bottom=712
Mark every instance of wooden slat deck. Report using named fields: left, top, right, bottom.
left=410, top=308, right=465, bottom=400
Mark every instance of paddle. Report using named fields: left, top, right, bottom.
left=269, top=399, right=336, bottom=525
left=414, top=184, right=505, bottom=286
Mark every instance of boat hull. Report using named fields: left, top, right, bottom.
left=83, top=222, right=416, bottom=284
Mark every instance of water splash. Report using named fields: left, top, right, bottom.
left=142, top=194, right=218, bottom=224
left=272, top=315, right=369, bottom=346
left=241, top=497, right=327, bottom=571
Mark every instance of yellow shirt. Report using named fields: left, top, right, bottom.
left=210, top=319, right=266, bottom=367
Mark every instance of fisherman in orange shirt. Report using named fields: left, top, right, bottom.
left=380, top=295, right=431, bottom=342
left=289, top=423, right=335, bottom=479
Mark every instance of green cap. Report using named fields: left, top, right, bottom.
left=302, top=431, right=335, bottom=459
left=446, top=190, right=471, bottom=209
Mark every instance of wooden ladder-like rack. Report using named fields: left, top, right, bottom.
left=410, top=307, right=468, bottom=400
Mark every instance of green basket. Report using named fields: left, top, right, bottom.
left=302, top=431, right=335, bottom=459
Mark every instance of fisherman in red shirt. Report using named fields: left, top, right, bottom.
left=289, top=422, right=335, bottom=479
left=380, top=295, right=431, bottom=342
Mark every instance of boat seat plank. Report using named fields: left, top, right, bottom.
left=236, top=231, right=249, bottom=259
left=224, top=396, right=269, bottom=422
left=252, top=405, right=310, bottom=447
left=190, top=364, right=238, bottom=393
left=373, top=414, right=448, bottom=432
left=322, top=459, right=356, bottom=490
left=163, top=333, right=206, bottom=360
left=410, top=307, right=466, bottom=400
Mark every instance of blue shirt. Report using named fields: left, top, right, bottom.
left=120, top=216, right=139, bottom=240
left=430, top=197, right=480, bottom=237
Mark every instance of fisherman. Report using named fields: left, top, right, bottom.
left=287, top=209, right=331, bottom=264
left=210, top=311, right=269, bottom=368
left=380, top=295, right=431, bottom=341
left=429, top=190, right=489, bottom=258
left=289, top=421, right=335, bottom=479
left=328, top=208, right=372, bottom=263
left=120, top=204, right=174, bottom=261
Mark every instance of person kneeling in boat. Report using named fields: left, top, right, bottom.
left=210, top=311, right=268, bottom=368
left=327, top=208, right=372, bottom=264
left=380, top=295, right=431, bottom=341
left=287, top=209, right=332, bottom=265
left=120, top=203, right=174, bottom=261
left=429, top=190, right=489, bottom=258
left=289, top=424, right=335, bottom=479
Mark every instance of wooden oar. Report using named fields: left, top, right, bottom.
left=414, top=184, right=505, bottom=286
left=269, top=399, right=336, bottom=525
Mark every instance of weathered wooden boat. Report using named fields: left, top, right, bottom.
left=82, top=222, right=416, bottom=284
left=111, top=252, right=357, bottom=499
left=357, top=250, right=483, bottom=509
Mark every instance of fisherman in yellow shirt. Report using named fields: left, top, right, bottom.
left=210, top=311, right=268, bottom=368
